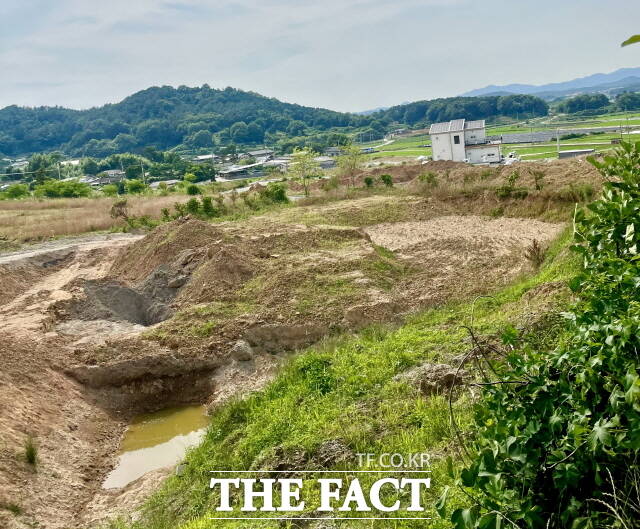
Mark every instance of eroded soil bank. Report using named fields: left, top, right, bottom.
left=0, top=182, right=567, bottom=528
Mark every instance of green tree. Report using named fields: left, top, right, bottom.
left=616, top=92, right=640, bottom=111
left=337, top=144, right=364, bottom=187
left=288, top=148, right=321, bottom=197
left=125, top=179, right=146, bottom=194
left=4, top=183, right=29, bottom=199
left=102, top=184, right=119, bottom=197
left=81, top=158, right=99, bottom=175
left=230, top=122, right=249, bottom=143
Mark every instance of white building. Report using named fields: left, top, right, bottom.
left=429, top=119, right=501, bottom=164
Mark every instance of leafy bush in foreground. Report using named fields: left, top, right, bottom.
left=449, top=143, right=640, bottom=528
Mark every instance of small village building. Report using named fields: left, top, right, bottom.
left=149, top=179, right=181, bottom=189
left=314, top=156, right=336, bottom=169
left=102, top=169, right=126, bottom=180
left=429, top=119, right=501, bottom=164
left=324, top=147, right=342, bottom=157
left=218, top=161, right=265, bottom=180
left=193, top=154, right=219, bottom=164
left=246, top=149, right=274, bottom=158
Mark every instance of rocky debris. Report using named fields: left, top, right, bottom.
left=243, top=323, right=328, bottom=353
left=314, top=439, right=353, bottom=467
left=229, top=340, right=254, bottom=361
left=396, top=363, right=468, bottom=396
left=343, top=300, right=402, bottom=329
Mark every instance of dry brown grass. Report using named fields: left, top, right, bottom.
left=0, top=195, right=187, bottom=242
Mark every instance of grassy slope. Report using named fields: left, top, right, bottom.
left=114, top=228, right=578, bottom=529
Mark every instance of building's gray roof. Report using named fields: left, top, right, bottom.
left=429, top=121, right=453, bottom=134
left=247, top=149, right=274, bottom=156
left=465, top=120, right=485, bottom=130
left=449, top=119, right=465, bottom=132
left=430, top=119, right=487, bottom=135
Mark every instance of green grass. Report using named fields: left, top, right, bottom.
left=0, top=502, right=22, bottom=516
left=123, top=229, right=578, bottom=529
left=23, top=435, right=37, bottom=467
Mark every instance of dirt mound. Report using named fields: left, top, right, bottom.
left=110, top=218, right=224, bottom=282
left=410, top=158, right=602, bottom=190
left=178, top=244, right=255, bottom=304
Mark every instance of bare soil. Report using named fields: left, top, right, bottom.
left=0, top=163, right=578, bottom=527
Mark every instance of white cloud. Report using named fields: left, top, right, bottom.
left=0, top=0, right=639, bottom=111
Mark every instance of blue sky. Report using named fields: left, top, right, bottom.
left=0, top=0, right=639, bottom=112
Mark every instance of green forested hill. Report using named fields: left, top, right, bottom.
left=0, top=85, right=549, bottom=157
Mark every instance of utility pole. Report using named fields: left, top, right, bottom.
left=140, top=160, right=145, bottom=184
left=57, top=163, right=61, bottom=180
left=556, top=128, right=560, bottom=156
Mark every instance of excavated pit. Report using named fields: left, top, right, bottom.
left=62, top=262, right=187, bottom=327
left=74, top=280, right=171, bottom=326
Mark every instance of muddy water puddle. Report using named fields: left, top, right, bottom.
left=103, top=405, right=209, bottom=489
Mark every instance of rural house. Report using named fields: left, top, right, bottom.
left=429, top=119, right=501, bottom=164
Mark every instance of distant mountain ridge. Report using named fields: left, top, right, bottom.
left=462, top=67, right=640, bottom=98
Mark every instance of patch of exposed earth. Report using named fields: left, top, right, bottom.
left=0, top=200, right=564, bottom=528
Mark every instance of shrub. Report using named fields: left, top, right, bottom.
left=110, top=199, right=129, bottom=220
left=555, top=183, right=595, bottom=203
left=530, top=169, right=545, bottom=191
left=364, top=176, right=374, bottom=188
left=0, top=502, right=22, bottom=515
left=186, top=197, right=201, bottom=214
left=419, top=171, right=438, bottom=187
left=447, top=142, right=640, bottom=528
left=524, top=238, right=546, bottom=268
left=102, top=184, right=118, bottom=197
left=242, top=194, right=261, bottom=210
left=124, top=179, right=146, bottom=194
left=34, top=179, right=91, bottom=198
left=380, top=173, right=393, bottom=187
left=260, top=182, right=289, bottom=204
left=186, top=184, right=201, bottom=195
left=4, top=183, right=29, bottom=199
left=321, top=174, right=340, bottom=192
left=173, top=202, right=187, bottom=217
left=201, top=196, right=215, bottom=217
left=24, top=435, right=37, bottom=466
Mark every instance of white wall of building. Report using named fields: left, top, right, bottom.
left=464, top=127, right=486, bottom=145
left=449, top=131, right=466, bottom=161
left=431, top=133, right=453, bottom=161
left=464, top=145, right=501, bottom=164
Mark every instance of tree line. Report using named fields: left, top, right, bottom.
left=0, top=84, right=551, bottom=158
